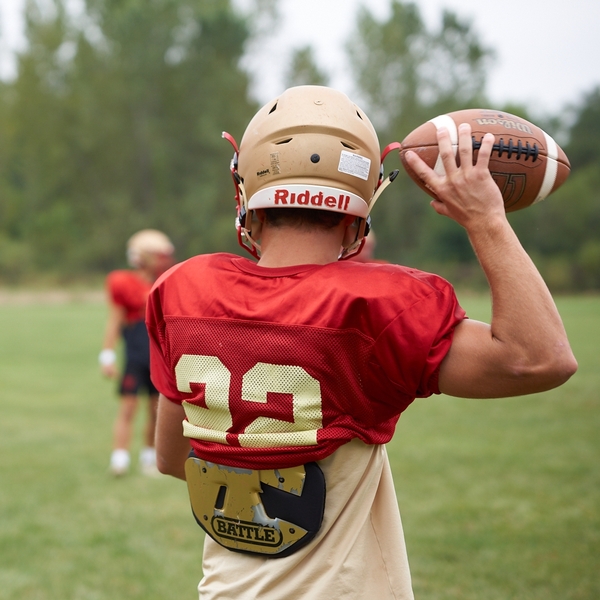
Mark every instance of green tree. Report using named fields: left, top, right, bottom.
left=1, top=1, right=78, bottom=273
left=285, top=46, right=329, bottom=88
left=0, top=0, right=265, bottom=281
left=506, top=86, right=600, bottom=290
left=511, top=164, right=600, bottom=291
left=346, top=1, right=494, bottom=267
left=564, top=86, right=600, bottom=171
left=348, top=2, right=492, bottom=137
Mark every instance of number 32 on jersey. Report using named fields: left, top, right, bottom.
left=175, top=354, right=324, bottom=449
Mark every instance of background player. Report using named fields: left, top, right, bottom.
left=99, top=229, right=174, bottom=476
left=147, top=86, right=577, bottom=598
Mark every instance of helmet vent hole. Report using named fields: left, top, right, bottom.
left=341, top=141, right=357, bottom=150
left=356, top=110, right=364, bottom=120
left=268, top=102, right=278, bottom=114
left=275, top=138, right=293, bottom=145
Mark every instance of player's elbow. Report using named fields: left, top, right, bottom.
left=516, top=344, right=578, bottom=391
left=547, top=350, right=578, bottom=387
left=155, top=454, right=171, bottom=475
left=156, top=452, right=184, bottom=479
left=155, top=444, right=189, bottom=481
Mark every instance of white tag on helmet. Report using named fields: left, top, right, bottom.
left=338, top=150, right=371, bottom=181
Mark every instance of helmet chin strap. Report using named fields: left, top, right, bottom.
left=224, top=130, right=400, bottom=262
left=236, top=178, right=263, bottom=259
left=339, top=169, right=399, bottom=260
left=341, top=141, right=401, bottom=259
left=224, top=131, right=263, bottom=259
left=370, top=169, right=400, bottom=213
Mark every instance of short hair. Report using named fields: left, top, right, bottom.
left=263, top=208, right=346, bottom=230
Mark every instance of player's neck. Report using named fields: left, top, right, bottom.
left=257, top=225, right=343, bottom=268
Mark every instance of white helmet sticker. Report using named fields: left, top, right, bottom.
left=338, top=150, right=371, bottom=181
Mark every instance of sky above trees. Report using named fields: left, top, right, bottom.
left=2, top=0, right=600, bottom=115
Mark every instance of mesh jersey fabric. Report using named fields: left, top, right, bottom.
left=146, top=253, right=465, bottom=470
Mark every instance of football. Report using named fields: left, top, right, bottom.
left=399, top=108, right=571, bottom=212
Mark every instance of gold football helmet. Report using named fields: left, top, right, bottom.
left=126, top=229, right=174, bottom=268
left=223, top=86, right=399, bottom=259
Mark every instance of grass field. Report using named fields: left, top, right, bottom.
left=0, top=293, right=598, bottom=599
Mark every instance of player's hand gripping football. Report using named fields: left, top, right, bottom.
left=403, top=123, right=506, bottom=230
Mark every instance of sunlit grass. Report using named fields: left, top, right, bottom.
left=390, top=294, right=599, bottom=599
left=0, top=295, right=597, bottom=599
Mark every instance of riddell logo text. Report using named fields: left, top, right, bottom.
left=274, top=189, right=351, bottom=211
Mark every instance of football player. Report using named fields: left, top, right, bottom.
left=147, top=86, right=576, bottom=598
left=100, top=229, right=174, bottom=476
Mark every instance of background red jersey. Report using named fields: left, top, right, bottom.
left=147, top=253, right=465, bottom=469
left=107, top=270, right=152, bottom=324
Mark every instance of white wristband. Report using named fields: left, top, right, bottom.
left=99, top=349, right=117, bottom=366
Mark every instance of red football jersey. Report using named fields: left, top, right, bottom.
left=147, top=253, right=466, bottom=470
left=106, top=270, right=152, bottom=324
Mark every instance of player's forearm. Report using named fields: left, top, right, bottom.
left=467, top=216, right=577, bottom=384
left=101, top=330, right=119, bottom=353
left=99, top=306, right=123, bottom=375
left=101, top=303, right=124, bottom=350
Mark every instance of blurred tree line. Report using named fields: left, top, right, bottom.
left=0, top=0, right=599, bottom=290
left=0, top=0, right=265, bottom=281
left=339, top=2, right=600, bottom=291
